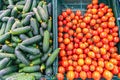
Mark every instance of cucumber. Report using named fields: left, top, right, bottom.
left=11, top=7, right=18, bottom=18
left=33, top=8, right=42, bottom=22
left=19, top=63, right=27, bottom=68
left=22, top=12, right=35, bottom=18
left=41, top=22, right=47, bottom=29
left=19, top=65, right=40, bottom=73
left=15, top=49, right=30, bottom=65
left=7, top=5, right=14, bottom=9
left=21, top=35, right=42, bottom=45
left=0, top=66, right=18, bottom=77
left=41, top=48, right=52, bottom=62
left=47, top=18, right=52, bottom=32
left=8, top=0, right=13, bottom=5
left=23, top=0, right=32, bottom=13
left=11, top=26, right=31, bottom=35
left=19, top=34, right=29, bottom=40
left=37, top=1, right=44, bottom=7
left=45, top=67, right=52, bottom=76
left=21, top=15, right=32, bottom=26
left=8, top=42, right=17, bottom=48
left=2, top=44, right=14, bottom=53
left=0, top=32, right=10, bottom=44
left=47, top=3, right=52, bottom=16
left=40, top=27, right=44, bottom=36
left=0, top=58, right=10, bottom=70
left=0, top=23, right=6, bottom=35
left=37, top=6, right=48, bottom=22
left=30, top=72, right=42, bottom=80
left=11, top=20, right=22, bottom=30
left=1, top=17, right=9, bottom=22
left=31, top=58, right=42, bottom=65
left=30, top=18, right=39, bottom=35
left=30, top=0, right=37, bottom=11
left=18, top=44, right=40, bottom=55
left=5, top=17, right=15, bottom=33
left=16, top=1, right=25, bottom=5
left=6, top=60, right=12, bottom=67
left=11, top=36, right=21, bottom=43
left=42, top=3, right=48, bottom=18
left=40, top=63, right=45, bottom=72
left=43, top=30, right=50, bottom=53
left=0, top=9, right=11, bottom=20
left=46, top=48, right=60, bottom=67
left=15, top=5, right=24, bottom=10
left=29, top=54, right=42, bottom=60
left=27, top=31, right=33, bottom=37
left=0, top=53, right=16, bottom=59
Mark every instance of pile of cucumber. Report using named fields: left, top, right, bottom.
left=0, top=0, right=59, bottom=80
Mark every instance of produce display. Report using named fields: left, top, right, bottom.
left=0, top=0, right=59, bottom=80
left=57, top=0, right=120, bottom=80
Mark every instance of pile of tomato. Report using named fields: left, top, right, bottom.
left=57, top=0, right=120, bottom=80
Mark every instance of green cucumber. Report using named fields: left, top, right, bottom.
left=33, top=8, right=42, bottom=22
left=19, top=34, right=29, bottom=40
left=38, top=6, right=48, bottom=22
left=29, top=54, right=42, bottom=60
left=42, top=3, right=48, bottom=18
left=43, top=30, right=50, bottom=53
left=1, top=17, right=9, bottom=22
left=0, top=32, right=10, bottom=44
left=41, top=22, right=47, bottom=29
left=0, top=23, right=6, bottom=35
left=23, top=0, right=32, bottom=13
left=16, top=1, right=25, bottom=5
left=22, top=12, right=35, bottom=18
left=0, top=53, right=16, bottom=59
left=2, top=44, right=14, bottom=53
left=30, top=72, right=42, bottom=80
left=5, top=17, right=15, bottom=33
left=31, top=58, right=42, bottom=65
left=6, top=60, right=12, bottom=67
left=11, top=26, right=31, bottom=35
left=15, top=5, right=24, bottom=10
left=7, top=5, right=14, bottom=9
left=11, top=36, right=21, bottom=43
left=37, top=1, right=44, bottom=7
left=18, top=44, right=40, bottom=55
left=15, top=49, right=30, bottom=65
left=21, top=15, right=32, bottom=26
left=0, top=66, right=18, bottom=77
left=39, top=27, right=44, bottom=36
left=40, top=63, right=45, bottom=72
left=8, top=0, right=13, bottom=5
left=11, top=20, right=22, bottom=30
left=46, top=48, right=60, bottom=67
left=0, top=58, right=10, bottom=70
left=45, top=67, right=52, bottom=76
left=30, top=0, right=37, bottom=11
left=8, top=42, right=17, bottom=48
left=47, top=3, right=52, bottom=16
left=21, top=35, right=42, bottom=45
left=30, top=18, right=39, bottom=35
left=19, top=63, right=27, bottom=68
left=27, top=31, right=33, bottom=37
left=0, top=9, right=11, bottom=20
left=11, top=7, right=18, bottom=18
left=47, top=18, right=52, bottom=32
left=19, top=65, right=40, bottom=73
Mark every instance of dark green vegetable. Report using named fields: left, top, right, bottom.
left=33, top=8, right=42, bottom=22
left=2, top=44, right=14, bottom=53
left=0, top=58, right=10, bottom=70
left=19, top=34, right=29, bottom=40
left=27, top=31, right=33, bottom=37
left=29, top=54, right=42, bottom=60
left=19, top=63, right=27, bottom=68
left=0, top=23, right=6, bottom=35
left=21, top=15, right=32, bottom=26
left=0, top=32, right=10, bottom=44
left=8, top=0, right=13, bottom=5
left=11, top=7, right=18, bottom=17
left=1, top=17, right=9, bottom=22
left=22, top=12, right=35, bottom=18
left=0, top=53, right=16, bottom=59
left=30, top=72, right=42, bottom=80
left=47, top=18, right=52, bottom=32
left=39, top=27, right=44, bottom=36
left=30, top=0, right=37, bottom=11
left=45, top=67, right=52, bottom=76
left=47, top=3, right=52, bottom=16
left=11, top=20, right=22, bottom=30
left=31, top=58, right=42, bottom=66
left=0, top=9, right=11, bottom=20
left=11, top=36, right=21, bottom=43
left=42, top=3, right=48, bottom=18
left=15, top=5, right=24, bottom=10
left=23, top=0, right=32, bottom=13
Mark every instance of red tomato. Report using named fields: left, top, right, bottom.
left=82, top=65, right=89, bottom=72
left=58, top=66, right=65, bottom=73
left=62, top=11, right=68, bottom=18
left=57, top=73, right=64, bottom=80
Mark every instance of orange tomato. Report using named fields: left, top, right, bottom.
left=100, top=48, right=107, bottom=55
left=58, top=66, right=65, bottom=73
left=105, top=62, right=114, bottom=70
left=92, top=71, right=101, bottom=80
left=98, top=60, right=104, bottom=67
left=57, top=73, right=64, bottom=80
left=85, top=57, right=92, bottom=65
left=64, top=38, right=70, bottom=45
left=66, top=71, right=75, bottom=80
left=78, top=59, right=84, bottom=66
left=79, top=71, right=87, bottom=80
left=88, top=51, right=95, bottom=58
left=103, top=70, right=113, bottom=80
left=96, top=66, right=103, bottom=73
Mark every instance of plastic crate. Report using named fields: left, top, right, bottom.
left=55, top=0, right=120, bottom=79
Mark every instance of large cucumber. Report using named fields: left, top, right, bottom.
left=0, top=23, right=6, bottom=36
left=22, top=12, right=35, bottom=18
left=42, top=3, right=48, bottom=18
left=1, top=17, right=9, bottom=22
left=11, top=7, right=18, bottom=18
left=43, top=30, right=50, bottom=53
left=0, top=53, right=16, bottom=59
left=0, top=9, right=11, bottom=20
left=15, top=49, right=30, bottom=65
left=31, top=58, right=42, bottom=66
left=21, top=15, right=32, bottom=26
left=23, top=0, right=32, bottom=13
left=30, top=0, right=37, bottom=11
left=11, top=26, right=31, bottom=35
left=15, top=5, right=24, bottom=10
left=11, top=20, right=22, bottom=30
left=2, top=44, right=14, bottom=53
left=33, top=8, right=42, bottom=22
left=30, top=72, right=42, bottom=80
left=0, top=32, right=10, bottom=44
left=46, top=48, right=60, bottom=67
left=21, top=35, right=42, bottom=45
left=0, top=58, right=10, bottom=70
left=19, top=34, right=29, bottom=40
left=29, top=54, right=42, bottom=60
left=47, top=3, right=52, bottom=16
left=30, top=18, right=39, bottom=35
left=47, top=18, right=52, bottom=32
left=11, top=36, right=21, bottom=43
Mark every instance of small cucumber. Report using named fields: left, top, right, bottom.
left=30, top=72, right=42, bottom=80
left=29, top=54, right=42, bottom=60
left=0, top=53, right=16, bottom=59
left=37, top=1, right=44, bottom=7
left=31, top=58, right=42, bottom=66
left=42, top=3, right=48, bottom=18
left=15, top=49, right=30, bottom=65
left=0, top=66, right=18, bottom=77
left=22, top=12, right=35, bottom=18
left=0, top=32, right=10, bottom=44
left=21, top=15, right=32, bottom=26
left=47, top=18, right=52, bottom=32
left=11, top=20, right=22, bottom=30
left=11, top=26, right=31, bottom=35
left=33, top=8, right=42, bottom=22
left=45, top=67, right=52, bottom=76
left=21, top=35, right=42, bottom=45
left=15, top=5, right=24, bottom=10
left=18, top=44, right=40, bottom=55
left=5, top=17, right=15, bottom=33
left=16, top=1, right=25, bottom=5
left=19, top=65, right=40, bottom=73
left=11, top=7, right=18, bottom=18
left=8, top=0, right=13, bottom=5
left=0, top=9, right=11, bottom=20
left=47, top=3, right=52, bottom=16
left=1, top=17, right=9, bottom=22
left=27, top=31, right=33, bottom=37
left=11, top=36, right=21, bottom=43
left=30, top=0, right=37, bottom=11
left=23, top=0, right=32, bottom=13
left=41, top=22, right=47, bottom=29
left=0, top=23, right=6, bottom=35
left=0, top=58, right=10, bottom=70
left=19, top=34, right=29, bottom=40
left=19, top=63, right=27, bottom=68
left=39, top=27, right=44, bottom=36
left=43, top=30, right=50, bottom=53
left=46, top=48, right=60, bottom=67
left=30, top=18, right=39, bottom=35
left=2, top=44, right=14, bottom=53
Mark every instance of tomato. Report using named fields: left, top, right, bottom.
left=68, top=66, right=74, bottom=71
left=74, top=71, right=79, bottom=79
left=58, top=26, right=64, bottom=32
left=102, top=44, right=109, bottom=50
left=110, top=58, right=118, bottom=65
left=113, top=37, right=119, bottom=43
left=85, top=57, right=91, bottom=65
left=70, top=12, right=75, bottom=19
left=59, top=50, right=66, bottom=57
left=62, top=60, right=68, bottom=67
left=92, top=61, right=98, bottom=67
left=85, top=33, right=92, bottom=39
left=79, top=54, right=84, bottom=59
left=58, top=37, right=63, bottom=43
left=82, top=65, right=89, bottom=72
left=109, top=17, right=115, bottom=22
left=62, top=11, right=68, bottom=18
left=76, top=33, right=83, bottom=39
left=108, top=21, right=115, bottom=28
left=80, top=71, right=87, bottom=80
left=101, top=16, right=108, bottom=22
left=58, top=15, right=64, bottom=21
left=87, top=71, right=92, bottom=78
left=78, top=59, right=84, bottom=66
left=106, top=12, right=113, bottom=17
left=99, top=3, right=105, bottom=8
left=64, top=38, right=70, bottom=45
left=101, top=22, right=107, bottom=28
left=95, top=53, right=101, bottom=59
left=66, top=22, right=73, bottom=28
left=87, top=4, right=93, bottom=9
left=100, top=32, right=107, bottom=38
left=96, top=42, right=103, bottom=48
left=103, top=70, right=113, bottom=80
left=58, top=32, right=63, bottom=37
left=57, top=73, right=64, bottom=80
left=83, top=16, right=91, bottom=23
left=79, top=43, right=86, bottom=49
left=73, top=61, right=78, bottom=67
left=63, top=26, right=69, bottom=32
left=66, top=16, right=71, bottom=22
left=82, top=28, right=89, bottom=34
left=112, top=66, right=119, bottom=75
left=76, top=27, right=81, bottom=33
left=66, top=8, right=72, bottom=15
left=67, top=43, right=73, bottom=50
left=66, top=71, right=75, bottom=80
left=63, top=20, right=67, bottom=25
left=90, top=19, right=96, bottom=26
left=98, top=11, right=104, bottom=17
left=88, top=51, right=95, bottom=58
left=92, top=71, right=101, bottom=80
left=97, top=27, right=103, bottom=34
left=113, top=26, right=119, bottom=32
left=80, top=22, right=86, bottom=28
left=102, top=38, right=109, bottom=44
left=59, top=43, right=65, bottom=50
left=90, top=65, right=95, bottom=71
left=61, top=56, right=67, bottom=61
left=76, top=10, right=81, bottom=16
left=91, top=8, right=97, bottom=14
left=96, top=66, right=103, bottom=73
left=105, top=62, right=114, bottom=70
left=75, top=65, right=81, bottom=72
left=58, top=66, right=65, bottom=73
left=67, top=51, right=73, bottom=56
left=72, top=54, right=78, bottom=61
left=92, top=0, right=98, bottom=4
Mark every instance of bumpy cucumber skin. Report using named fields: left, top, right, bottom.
left=33, top=8, right=42, bottom=22
left=0, top=53, right=16, bottom=59
left=45, top=67, right=52, bottom=76
left=23, top=0, right=32, bottom=13
left=21, top=15, right=32, bottom=26
left=11, top=7, right=18, bottom=17
left=19, top=34, right=29, bottom=40
left=47, top=18, right=52, bottom=32
left=0, top=32, right=10, bottom=44
left=11, top=36, right=21, bottom=43
left=30, top=0, right=37, bottom=11
left=11, top=20, right=22, bottom=30
left=0, top=58, right=10, bottom=70
left=2, top=44, right=14, bottom=53
left=0, top=9, right=11, bottom=20
left=0, top=23, right=6, bottom=35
